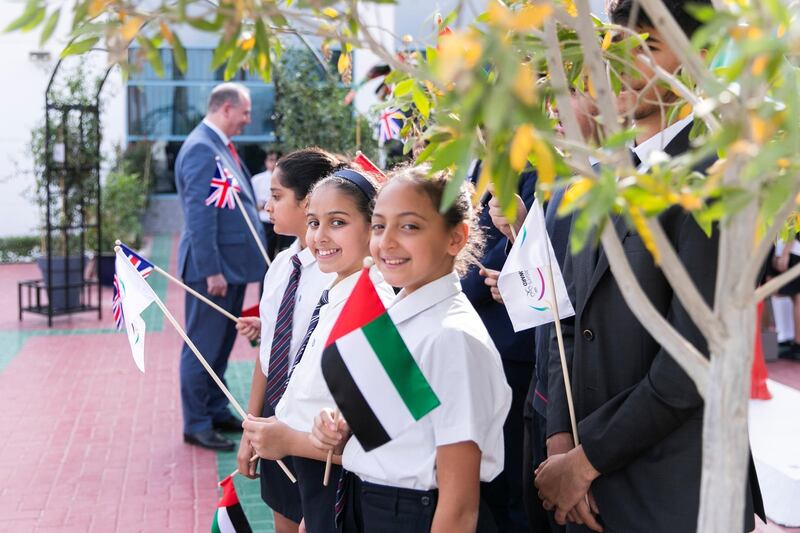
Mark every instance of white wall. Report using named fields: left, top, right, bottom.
left=0, top=3, right=125, bottom=238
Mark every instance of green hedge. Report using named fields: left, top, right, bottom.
left=0, top=236, right=41, bottom=263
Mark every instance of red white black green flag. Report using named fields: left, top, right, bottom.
left=320, top=267, right=441, bottom=451
left=211, top=476, right=252, bottom=533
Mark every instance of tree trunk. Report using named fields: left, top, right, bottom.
left=697, top=207, right=757, bottom=532
left=697, top=325, right=753, bottom=533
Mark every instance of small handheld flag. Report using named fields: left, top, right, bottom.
left=118, top=242, right=154, bottom=278
left=497, top=199, right=575, bottom=331
left=352, top=151, right=387, bottom=183
left=111, top=243, right=155, bottom=330
left=211, top=476, right=252, bottom=533
left=377, top=107, right=404, bottom=146
left=206, top=157, right=241, bottom=210
left=115, top=248, right=158, bottom=372
left=320, top=265, right=440, bottom=451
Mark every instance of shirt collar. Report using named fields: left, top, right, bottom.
left=632, top=114, right=694, bottom=171
left=202, top=118, right=231, bottom=146
left=297, top=244, right=318, bottom=268
left=388, top=271, right=462, bottom=325
left=327, top=270, right=361, bottom=307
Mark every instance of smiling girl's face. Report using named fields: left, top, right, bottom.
left=306, top=183, right=371, bottom=283
left=370, top=179, right=467, bottom=294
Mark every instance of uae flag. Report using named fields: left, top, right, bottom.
left=211, top=476, right=252, bottom=533
left=321, top=267, right=441, bottom=451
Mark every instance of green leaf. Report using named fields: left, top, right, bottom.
left=136, top=35, right=164, bottom=77
left=20, top=6, right=45, bottom=32
left=4, top=0, right=42, bottom=33
left=412, top=84, right=431, bottom=119
left=60, top=36, right=100, bottom=58
left=430, top=137, right=469, bottom=172
left=416, top=142, right=437, bottom=163
left=172, top=32, right=187, bottom=73
left=38, top=9, right=59, bottom=45
left=186, top=16, right=222, bottom=32
left=224, top=45, right=248, bottom=81
left=393, top=79, right=415, bottom=97
left=211, top=34, right=236, bottom=70
left=603, top=128, right=639, bottom=150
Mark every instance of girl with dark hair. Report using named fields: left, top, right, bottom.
left=243, top=168, right=394, bottom=533
left=235, top=147, right=341, bottom=533
left=308, top=165, right=511, bottom=533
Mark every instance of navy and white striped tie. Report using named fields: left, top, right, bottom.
left=287, top=289, right=329, bottom=381
left=265, top=254, right=302, bottom=408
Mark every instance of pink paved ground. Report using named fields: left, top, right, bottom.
left=0, top=237, right=798, bottom=532
left=0, top=237, right=261, bottom=532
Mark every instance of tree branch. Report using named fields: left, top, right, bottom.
left=738, top=180, right=800, bottom=300
left=601, top=220, right=710, bottom=397
left=752, top=261, right=800, bottom=304
left=646, top=218, right=725, bottom=347
left=573, top=0, right=622, bottom=139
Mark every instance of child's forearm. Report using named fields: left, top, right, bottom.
left=284, top=426, right=343, bottom=464
left=246, top=358, right=267, bottom=416
left=431, top=504, right=478, bottom=533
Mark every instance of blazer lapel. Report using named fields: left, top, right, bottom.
left=579, top=122, right=693, bottom=309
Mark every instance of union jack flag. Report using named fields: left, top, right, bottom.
left=112, top=274, right=124, bottom=330
left=377, top=107, right=405, bottom=146
left=205, top=157, right=241, bottom=209
left=111, top=243, right=155, bottom=330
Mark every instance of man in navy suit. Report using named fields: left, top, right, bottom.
left=175, top=83, right=268, bottom=451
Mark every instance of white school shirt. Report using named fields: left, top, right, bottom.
left=341, top=271, right=512, bottom=490
left=259, top=240, right=336, bottom=376
left=632, top=115, right=693, bottom=172
left=275, top=267, right=396, bottom=432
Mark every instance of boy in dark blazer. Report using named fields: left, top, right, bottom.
left=534, top=1, right=763, bottom=531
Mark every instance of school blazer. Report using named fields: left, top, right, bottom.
left=547, top=123, right=763, bottom=532
left=175, top=122, right=267, bottom=285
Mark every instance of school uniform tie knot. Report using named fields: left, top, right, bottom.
left=265, top=254, right=303, bottom=408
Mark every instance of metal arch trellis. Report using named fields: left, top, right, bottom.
left=18, top=56, right=113, bottom=327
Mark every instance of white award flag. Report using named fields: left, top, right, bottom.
left=115, top=249, right=158, bottom=372
left=497, top=198, right=575, bottom=332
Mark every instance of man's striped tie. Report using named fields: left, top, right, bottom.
left=287, top=289, right=329, bottom=381
left=265, top=254, right=302, bottom=408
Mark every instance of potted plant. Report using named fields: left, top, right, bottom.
left=88, top=157, right=148, bottom=286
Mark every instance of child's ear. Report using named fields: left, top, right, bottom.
left=447, top=221, right=470, bottom=257
left=299, top=195, right=309, bottom=210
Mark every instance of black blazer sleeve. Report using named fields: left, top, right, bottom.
left=578, top=210, right=716, bottom=474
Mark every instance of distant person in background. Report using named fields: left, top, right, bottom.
left=252, top=150, right=291, bottom=260
left=772, top=236, right=800, bottom=360
left=174, top=82, right=268, bottom=451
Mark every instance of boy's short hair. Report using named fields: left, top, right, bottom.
left=608, top=0, right=711, bottom=38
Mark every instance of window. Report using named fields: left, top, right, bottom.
left=126, top=48, right=276, bottom=193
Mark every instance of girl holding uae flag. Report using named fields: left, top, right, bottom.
left=243, top=167, right=394, bottom=533
left=234, top=148, right=340, bottom=533
left=309, top=166, right=512, bottom=532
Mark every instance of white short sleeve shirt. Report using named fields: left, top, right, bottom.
left=341, top=272, right=512, bottom=490
left=275, top=267, right=395, bottom=432
left=259, top=241, right=336, bottom=376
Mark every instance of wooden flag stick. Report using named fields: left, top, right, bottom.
left=223, top=454, right=260, bottom=483
left=544, top=262, right=579, bottom=446
left=122, top=248, right=295, bottom=483
left=509, top=224, right=518, bottom=243
left=323, top=409, right=340, bottom=486
left=114, top=240, right=239, bottom=324
left=233, top=189, right=271, bottom=267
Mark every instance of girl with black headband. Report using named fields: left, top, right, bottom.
left=243, top=168, right=394, bottom=533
